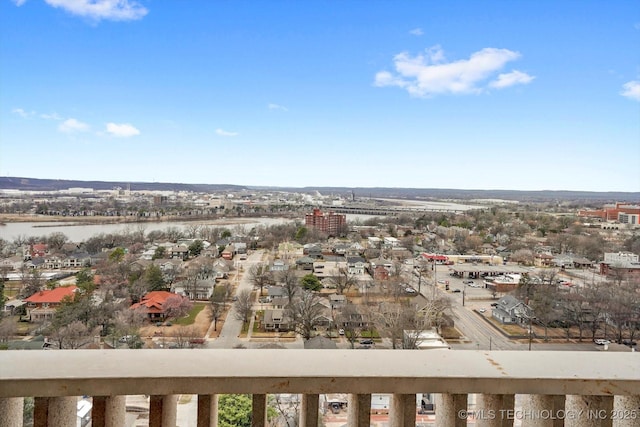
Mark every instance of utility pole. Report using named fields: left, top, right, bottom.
left=528, top=316, right=533, bottom=351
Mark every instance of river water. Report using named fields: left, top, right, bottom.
left=0, top=217, right=294, bottom=242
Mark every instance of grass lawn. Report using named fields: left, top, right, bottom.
left=174, top=303, right=206, bottom=326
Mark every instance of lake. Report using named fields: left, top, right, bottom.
left=0, top=217, right=293, bottom=242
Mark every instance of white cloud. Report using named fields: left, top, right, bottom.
left=106, top=122, right=140, bottom=137
left=11, top=108, right=33, bottom=118
left=621, top=80, right=640, bottom=101
left=489, top=70, right=535, bottom=89
left=12, top=0, right=27, bottom=6
left=44, top=0, right=148, bottom=22
left=374, top=46, right=533, bottom=97
left=59, top=118, right=90, bottom=133
left=215, top=128, right=238, bottom=137
left=40, top=112, right=63, bottom=120
left=268, top=103, right=288, bottom=112
left=409, top=28, right=424, bottom=36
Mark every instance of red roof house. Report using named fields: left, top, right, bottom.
left=130, top=291, right=185, bottom=320
left=24, top=286, right=77, bottom=322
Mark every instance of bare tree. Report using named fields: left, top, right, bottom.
left=328, top=267, right=356, bottom=295
left=233, top=289, right=254, bottom=324
left=49, top=320, right=96, bottom=349
left=286, top=290, right=326, bottom=341
left=529, top=282, right=562, bottom=341
left=20, top=269, right=44, bottom=298
left=278, top=269, right=299, bottom=304
left=248, top=263, right=272, bottom=297
left=375, top=299, right=444, bottom=349
left=0, top=317, right=17, bottom=343
left=173, top=325, right=201, bottom=348
left=209, top=286, right=227, bottom=331
left=164, top=295, right=193, bottom=320
left=336, top=303, right=363, bottom=348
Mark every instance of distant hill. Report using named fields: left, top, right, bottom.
left=0, top=177, right=246, bottom=193
left=253, top=186, right=640, bottom=204
left=1, top=177, right=638, bottom=203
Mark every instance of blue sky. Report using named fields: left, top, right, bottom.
left=1, top=0, right=639, bottom=192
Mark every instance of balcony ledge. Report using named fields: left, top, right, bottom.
left=1, top=350, right=638, bottom=398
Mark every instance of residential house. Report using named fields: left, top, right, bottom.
left=313, top=261, right=345, bottom=279
left=234, top=242, right=247, bottom=255
left=169, top=245, right=189, bottom=261
left=295, top=256, right=315, bottom=270
left=24, top=286, right=78, bottom=322
left=263, top=309, right=291, bottom=332
left=172, top=279, right=216, bottom=301
left=329, top=294, right=347, bottom=309
left=346, top=242, right=364, bottom=257
left=0, top=256, right=23, bottom=272
left=346, top=257, right=367, bottom=275
left=201, top=246, right=219, bottom=258
left=303, top=244, right=323, bottom=259
left=552, top=254, right=594, bottom=269
left=43, top=255, right=63, bottom=270
left=29, top=243, right=49, bottom=259
left=368, top=257, right=393, bottom=273
left=130, top=291, right=185, bottom=320
left=534, top=253, right=554, bottom=268
left=270, top=260, right=288, bottom=272
left=333, top=243, right=350, bottom=256
left=491, top=295, right=532, bottom=325
left=221, top=245, right=235, bottom=260
left=63, top=252, right=91, bottom=268
left=367, top=237, right=381, bottom=249
left=372, top=265, right=389, bottom=281
left=382, top=237, right=399, bottom=249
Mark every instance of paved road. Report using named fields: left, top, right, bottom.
left=206, top=250, right=305, bottom=349
left=206, top=250, right=263, bottom=349
left=406, top=266, right=612, bottom=352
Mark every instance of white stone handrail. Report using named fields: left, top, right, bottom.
left=1, top=349, right=639, bottom=427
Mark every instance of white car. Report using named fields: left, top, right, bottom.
left=594, top=339, right=610, bottom=345
left=405, top=287, right=417, bottom=293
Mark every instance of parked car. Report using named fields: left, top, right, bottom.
left=405, top=287, right=417, bottom=294
left=118, top=335, right=133, bottom=343
left=360, top=339, right=374, bottom=345
left=478, top=308, right=486, bottom=313
left=621, top=339, right=637, bottom=347
left=463, top=280, right=474, bottom=285
left=490, top=303, right=498, bottom=307
left=452, top=289, right=461, bottom=293
left=594, top=339, right=610, bottom=345
left=338, top=329, right=345, bottom=335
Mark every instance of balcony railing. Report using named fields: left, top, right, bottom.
left=1, top=349, right=639, bottom=427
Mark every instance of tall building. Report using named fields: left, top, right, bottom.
left=305, top=208, right=346, bottom=235
left=578, top=202, right=640, bottom=222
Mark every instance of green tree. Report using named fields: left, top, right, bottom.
left=188, top=240, right=204, bottom=257
left=144, top=264, right=165, bottom=291
left=217, top=394, right=277, bottom=427
left=109, top=247, right=126, bottom=263
left=218, top=394, right=252, bottom=427
left=294, top=226, right=308, bottom=241
left=75, top=268, right=95, bottom=295
left=300, top=274, right=321, bottom=291
left=152, top=246, right=166, bottom=260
